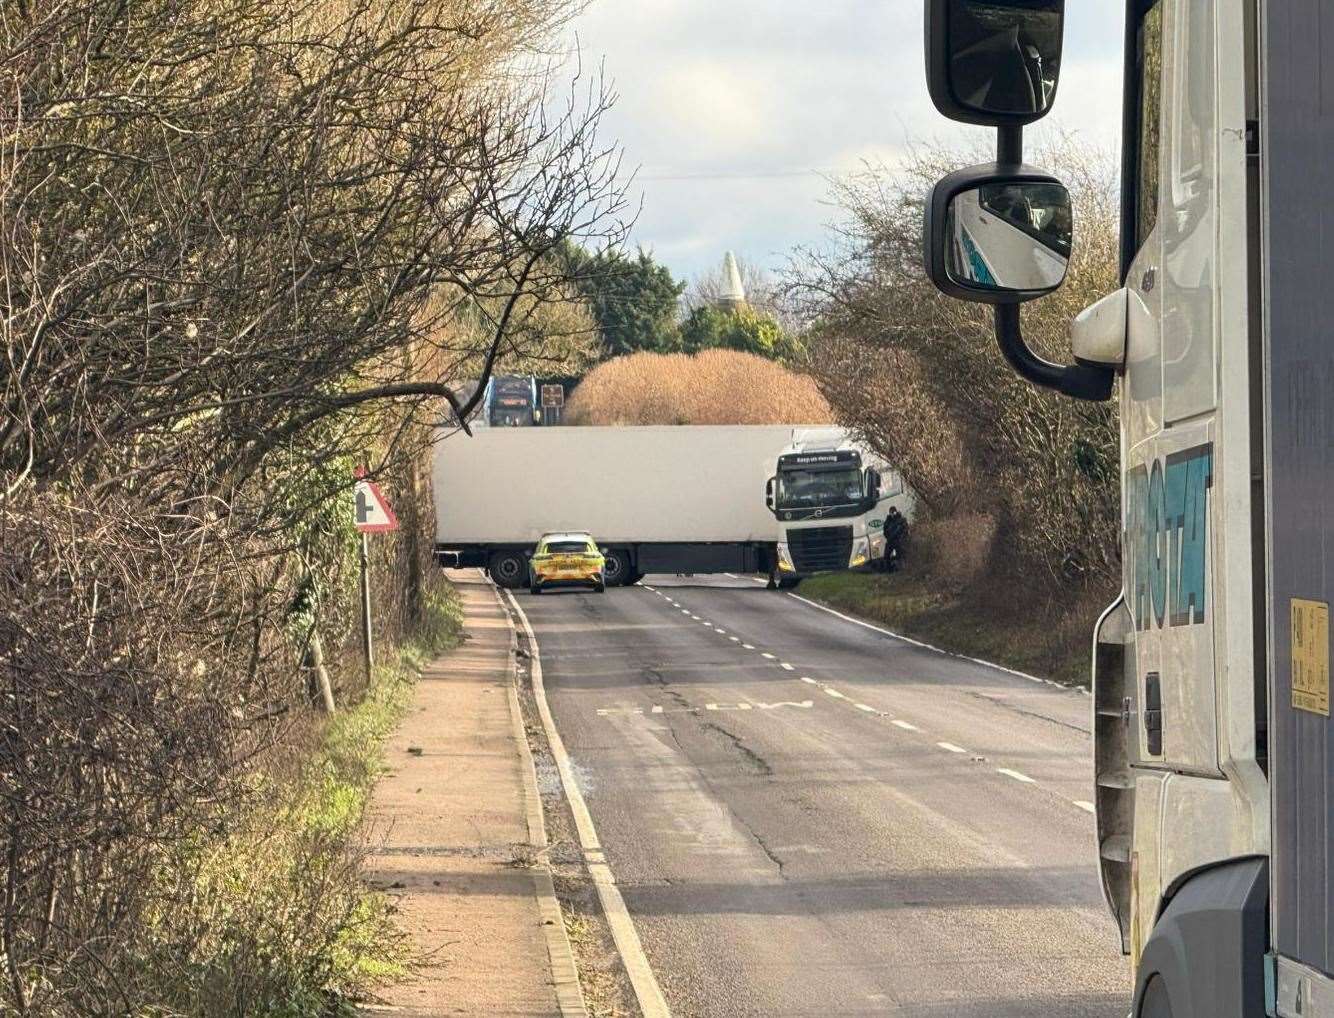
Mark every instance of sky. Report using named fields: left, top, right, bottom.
left=562, top=1, right=1125, bottom=286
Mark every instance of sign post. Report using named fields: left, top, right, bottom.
left=541, top=383, right=564, bottom=426
left=354, top=469, right=400, bottom=685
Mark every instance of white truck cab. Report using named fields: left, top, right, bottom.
left=765, top=429, right=913, bottom=585
left=921, top=2, right=1331, bottom=1016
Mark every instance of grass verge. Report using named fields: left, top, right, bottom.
left=140, top=586, right=464, bottom=1017
left=796, top=570, right=1102, bottom=687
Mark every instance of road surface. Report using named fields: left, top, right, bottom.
left=519, top=573, right=1131, bottom=1016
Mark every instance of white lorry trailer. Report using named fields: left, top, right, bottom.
left=922, top=2, right=1329, bottom=1015
left=765, top=428, right=914, bottom=585
left=434, top=424, right=807, bottom=587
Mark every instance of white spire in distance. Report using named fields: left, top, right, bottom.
left=719, top=251, right=746, bottom=308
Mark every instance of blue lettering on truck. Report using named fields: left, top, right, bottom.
left=1126, top=444, right=1214, bottom=631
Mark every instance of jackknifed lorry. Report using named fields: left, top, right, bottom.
left=922, top=2, right=1333, bottom=1015
left=433, top=424, right=911, bottom=587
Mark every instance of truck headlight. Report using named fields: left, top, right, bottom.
left=869, top=534, right=885, bottom=559
left=778, top=543, right=795, bottom=572
left=850, top=537, right=870, bottom=568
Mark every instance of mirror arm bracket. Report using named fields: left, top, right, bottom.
left=988, top=123, right=1113, bottom=403
left=997, top=125, right=1023, bottom=167
left=994, top=304, right=1115, bottom=402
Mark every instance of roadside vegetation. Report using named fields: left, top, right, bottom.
left=0, top=0, right=615, bottom=1012
left=785, top=140, right=1122, bottom=683
left=566, top=349, right=833, bottom=425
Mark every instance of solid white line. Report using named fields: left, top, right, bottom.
left=1074, top=800, right=1096, bottom=813
left=937, top=742, right=968, bottom=754
left=824, top=688, right=847, bottom=699
left=801, top=677, right=818, bottom=685
left=761, top=652, right=776, bottom=660
left=855, top=703, right=877, bottom=714
left=504, top=590, right=671, bottom=1017
left=784, top=591, right=1058, bottom=688
left=780, top=662, right=794, bottom=671
left=997, top=768, right=1036, bottom=784
left=891, top=719, right=919, bottom=731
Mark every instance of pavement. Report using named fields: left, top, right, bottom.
left=365, top=572, right=583, bottom=1018
left=517, top=572, right=1134, bottom=1017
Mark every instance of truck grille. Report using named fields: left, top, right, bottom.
left=788, top=526, right=853, bottom=573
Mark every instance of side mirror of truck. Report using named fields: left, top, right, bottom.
left=765, top=477, right=776, bottom=511
left=924, top=165, right=1072, bottom=304
left=926, top=0, right=1065, bottom=127
left=866, top=469, right=882, bottom=502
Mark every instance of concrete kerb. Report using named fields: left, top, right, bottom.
left=500, top=585, right=673, bottom=1018
left=491, top=580, right=589, bottom=1018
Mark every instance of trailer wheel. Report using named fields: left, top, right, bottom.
left=489, top=550, right=528, bottom=590
left=602, top=549, right=633, bottom=586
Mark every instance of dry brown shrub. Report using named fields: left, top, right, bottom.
left=566, top=348, right=834, bottom=425
left=911, top=513, right=998, bottom=594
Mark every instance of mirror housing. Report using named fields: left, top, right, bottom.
left=765, top=476, right=776, bottom=511
left=924, top=163, right=1071, bottom=304
left=866, top=468, right=882, bottom=502
left=926, top=0, right=1065, bottom=127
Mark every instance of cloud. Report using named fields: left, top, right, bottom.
left=567, top=1, right=1123, bottom=282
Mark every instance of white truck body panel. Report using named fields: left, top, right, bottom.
left=433, top=424, right=821, bottom=545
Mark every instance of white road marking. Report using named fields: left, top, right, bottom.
left=761, top=652, right=776, bottom=660
left=715, top=628, right=727, bottom=634
left=680, top=609, right=690, bottom=615
left=690, top=615, right=701, bottom=620
left=706, top=702, right=752, bottom=711
left=729, top=636, right=740, bottom=642
left=855, top=703, right=877, bottom=714
left=780, top=662, right=794, bottom=670
left=742, top=643, right=755, bottom=650
left=644, top=585, right=656, bottom=592
left=599, top=701, right=813, bottom=716
left=825, top=689, right=847, bottom=700
left=997, top=768, right=1036, bottom=784
left=503, top=590, right=671, bottom=1017
left=801, top=677, right=818, bottom=685
left=891, top=719, right=919, bottom=731
left=1074, top=800, right=1096, bottom=813
left=937, top=742, right=968, bottom=754
left=784, top=591, right=1067, bottom=689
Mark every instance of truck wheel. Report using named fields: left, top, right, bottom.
left=489, top=550, right=528, bottom=590
left=602, top=549, right=633, bottom=586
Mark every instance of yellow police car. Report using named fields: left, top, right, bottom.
left=529, top=532, right=606, bottom=594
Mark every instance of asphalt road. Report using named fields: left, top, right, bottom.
left=520, top=573, right=1131, bottom=1017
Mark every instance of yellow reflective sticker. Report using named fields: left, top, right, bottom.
left=1291, top=598, right=1330, bottom=717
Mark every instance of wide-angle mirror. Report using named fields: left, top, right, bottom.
left=926, top=0, right=1064, bottom=126
left=925, top=169, right=1072, bottom=303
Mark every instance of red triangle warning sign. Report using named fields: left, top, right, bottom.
left=354, top=475, right=399, bottom=533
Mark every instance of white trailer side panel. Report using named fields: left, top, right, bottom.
left=433, top=425, right=834, bottom=545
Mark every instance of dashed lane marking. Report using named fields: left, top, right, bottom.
left=824, top=689, right=847, bottom=700
left=714, top=628, right=727, bottom=634
left=801, top=677, right=818, bottom=685
left=761, top=652, right=776, bottom=660
left=937, top=742, right=968, bottom=754
left=997, top=768, right=1036, bottom=784
left=780, top=663, right=794, bottom=671
left=729, top=636, right=740, bottom=642
left=891, top=719, right=919, bottom=731
left=855, top=703, right=878, bottom=714
left=742, top=643, right=756, bottom=650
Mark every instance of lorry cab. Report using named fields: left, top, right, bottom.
left=921, top=1, right=1332, bottom=1015
left=765, top=432, right=913, bottom=582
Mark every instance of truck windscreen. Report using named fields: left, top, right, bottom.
left=776, top=467, right=864, bottom=510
